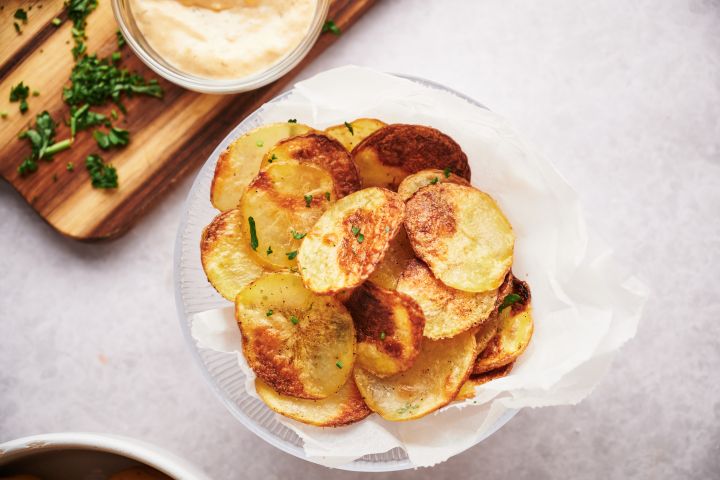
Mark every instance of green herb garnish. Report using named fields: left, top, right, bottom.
left=52, top=17, right=62, bottom=26
left=256, top=139, right=264, bottom=147
left=93, top=127, right=129, bottom=150
left=70, top=104, right=109, bottom=137
left=14, top=22, right=21, bottom=34
left=351, top=226, right=360, bottom=235
left=324, top=191, right=331, bottom=201
left=322, top=20, right=341, bottom=35
left=66, top=162, right=75, bottom=172
left=268, top=153, right=277, bottom=163
left=266, top=246, right=273, bottom=255
left=335, top=360, right=343, bottom=369
left=67, top=0, right=98, bottom=59
left=85, top=154, right=118, bottom=189
left=304, top=194, right=312, bottom=207
left=290, top=316, right=299, bottom=325
left=266, top=309, right=273, bottom=316
left=291, top=230, right=306, bottom=240
left=116, top=29, right=126, bottom=48
left=248, top=216, right=258, bottom=251
left=443, top=167, right=451, bottom=178
left=356, top=233, right=365, bottom=243
left=287, top=118, right=297, bottom=123
left=14, top=9, right=28, bottom=22
left=344, top=121, right=354, bottom=135
left=429, top=177, right=439, bottom=185
left=111, top=51, right=121, bottom=63
left=9, top=82, right=30, bottom=113
left=380, top=332, right=386, bottom=340
left=286, top=250, right=298, bottom=260
left=17, top=111, right=72, bottom=176
left=498, top=293, right=522, bottom=312
left=396, top=402, right=419, bottom=415
left=351, top=226, right=364, bottom=243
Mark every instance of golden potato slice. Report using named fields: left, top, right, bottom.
left=211, top=122, right=312, bottom=211
left=240, top=161, right=336, bottom=270
left=397, top=168, right=470, bottom=201
left=325, top=118, right=387, bottom=152
left=298, top=187, right=405, bottom=294
left=367, top=227, right=415, bottom=290
left=352, top=124, right=471, bottom=189
left=353, top=330, right=476, bottom=421
left=396, top=259, right=499, bottom=339
left=236, top=273, right=355, bottom=399
left=261, top=133, right=360, bottom=197
left=405, top=183, right=514, bottom=293
left=455, top=362, right=515, bottom=401
left=473, top=277, right=533, bottom=374
left=345, top=283, right=424, bottom=377
left=200, top=209, right=265, bottom=301
left=256, top=377, right=371, bottom=427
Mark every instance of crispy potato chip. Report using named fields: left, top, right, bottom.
left=256, top=377, right=371, bottom=427
left=397, top=168, right=470, bottom=201
left=261, top=133, right=360, bottom=197
left=298, top=188, right=405, bottom=294
left=455, top=363, right=515, bottom=401
left=236, top=273, right=355, bottom=399
left=211, top=122, right=312, bottom=211
left=396, top=259, right=499, bottom=339
left=352, top=124, right=471, bottom=189
left=473, top=277, right=533, bottom=374
left=353, top=330, right=476, bottom=421
left=240, top=161, right=336, bottom=270
left=367, top=227, right=415, bottom=290
left=345, top=283, right=424, bottom=377
left=200, top=209, right=265, bottom=301
left=325, top=118, right=387, bottom=152
left=405, top=183, right=514, bottom=293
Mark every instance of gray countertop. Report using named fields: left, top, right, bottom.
left=1, top=0, right=718, bottom=478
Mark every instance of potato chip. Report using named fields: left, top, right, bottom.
left=352, top=124, right=470, bottom=189
left=240, top=161, right=336, bottom=270
left=455, top=363, right=515, bottom=401
left=261, top=132, right=360, bottom=197
left=211, top=122, right=312, bottom=211
left=397, top=168, right=470, bottom=201
left=298, top=188, right=405, bottom=294
left=236, top=273, right=355, bottom=399
left=396, top=259, right=499, bottom=339
left=353, top=330, right=476, bottom=421
left=200, top=209, right=265, bottom=301
left=325, top=118, right=387, bottom=152
left=366, top=227, right=415, bottom=290
left=345, top=283, right=424, bottom=377
left=256, top=377, right=371, bottom=427
left=404, top=182, right=514, bottom=293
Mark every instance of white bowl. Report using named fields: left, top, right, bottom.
left=0, top=433, right=209, bottom=479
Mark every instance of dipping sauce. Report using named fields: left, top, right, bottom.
left=129, top=0, right=317, bottom=79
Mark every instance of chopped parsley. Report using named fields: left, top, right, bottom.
left=14, top=22, right=21, bottom=34
left=266, top=246, right=273, bottom=255
left=304, top=194, right=313, bottom=207
left=111, top=109, right=118, bottom=120
left=324, top=191, right=331, bottom=201
left=70, top=104, right=109, bottom=136
left=499, top=293, right=522, bottom=312
left=429, top=176, right=439, bottom=185
left=443, top=167, right=452, bottom=178
left=356, top=233, right=365, bottom=243
left=9, top=82, right=30, bottom=113
left=344, top=121, right=354, bottom=135
left=85, top=154, right=118, bottom=189
left=67, top=0, right=98, bottom=59
left=14, top=8, right=28, bottom=22
left=17, top=112, right=72, bottom=176
left=268, top=153, right=277, bottom=163
left=287, top=118, right=297, bottom=123
left=291, top=229, right=306, bottom=240
left=322, top=20, right=341, bottom=35
left=116, top=29, right=126, bottom=48
left=290, top=315, right=299, bottom=325
left=66, top=162, right=75, bottom=172
left=32, top=90, right=40, bottom=97
left=351, top=226, right=360, bottom=235
left=52, top=17, right=62, bottom=26
left=256, top=139, right=264, bottom=147
left=380, top=331, right=386, bottom=341
left=396, top=402, right=419, bottom=415
left=266, top=309, right=273, bottom=316
left=286, top=250, right=298, bottom=260
left=351, top=225, right=364, bottom=243
left=248, top=216, right=259, bottom=251
left=111, top=51, right=121, bottom=63
left=93, top=127, right=130, bottom=150
left=335, top=360, right=343, bottom=369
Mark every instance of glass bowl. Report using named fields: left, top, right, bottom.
left=112, top=0, right=330, bottom=94
left=174, top=74, right=518, bottom=471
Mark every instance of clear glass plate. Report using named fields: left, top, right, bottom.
left=173, top=74, right=518, bottom=472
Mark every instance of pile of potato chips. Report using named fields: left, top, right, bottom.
left=201, top=119, right=534, bottom=425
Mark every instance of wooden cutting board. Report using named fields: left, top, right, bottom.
left=0, top=0, right=376, bottom=241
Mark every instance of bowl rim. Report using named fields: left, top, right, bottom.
left=111, top=0, right=330, bottom=94
left=0, top=432, right=210, bottom=479
left=173, top=72, right=519, bottom=471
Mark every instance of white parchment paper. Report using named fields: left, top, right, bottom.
left=191, top=66, right=649, bottom=468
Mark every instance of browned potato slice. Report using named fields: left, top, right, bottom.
left=345, top=283, right=424, bottom=377
left=240, top=161, right=336, bottom=270
left=236, top=273, right=355, bottom=399
left=367, top=227, right=415, bottom=290
left=474, top=277, right=533, bottom=374
left=325, top=118, right=387, bottom=152
left=353, top=330, right=476, bottom=421
left=405, top=183, right=514, bottom=293
left=256, top=377, right=371, bottom=427
left=211, top=122, right=312, bottom=211
left=260, top=133, right=360, bottom=197
left=396, top=259, right=499, bottom=339
left=455, top=363, right=515, bottom=401
left=352, top=124, right=471, bottom=189
left=200, top=209, right=265, bottom=301
left=397, top=168, right=470, bottom=201
left=298, top=188, right=405, bottom=294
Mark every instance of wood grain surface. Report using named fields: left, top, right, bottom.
left=0, top=0, right=376, bottom=240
